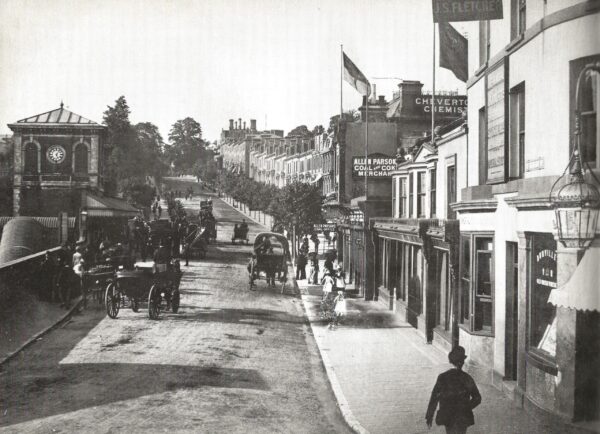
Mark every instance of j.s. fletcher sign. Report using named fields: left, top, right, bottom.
left=432, top=0, right=503, bottom=22
left=352, top=154, right=398, bottom=178
left=415, top=95, right=467, bottom=116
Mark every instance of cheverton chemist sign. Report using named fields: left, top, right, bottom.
left=352, top=153, right=398, bottom=178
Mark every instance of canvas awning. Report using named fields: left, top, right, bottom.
left=549, top=246, right=600, bottom=312
left=311, top=174, right=323, bottom=184
left=85, top=194, right=139, bottom=218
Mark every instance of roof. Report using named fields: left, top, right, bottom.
left=9, top=105, right=104, bottom=129
left=386, top=98, right=402, bottom=118
left=85, top=193, right=139, bottom=218
left=0, top=216, right=76, bottom=229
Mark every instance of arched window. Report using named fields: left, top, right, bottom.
left=24, top=143, right=39, bottom=174
left=74, top=143, right=89, bottom=174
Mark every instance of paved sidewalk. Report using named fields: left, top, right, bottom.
left=296, top=271, right=560, bottom=434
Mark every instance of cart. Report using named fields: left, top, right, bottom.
left=248, top=232, right=289, bottom=293
left=104, top=260, right=182, bottom=320
left=231, top=223, right=249, bottom=244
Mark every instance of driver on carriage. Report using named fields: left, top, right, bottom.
left=254, top=236, right=272, bottom=255
left=153, top=238, right=172, bottom=274
left=240, top=219, right=248, bottom=232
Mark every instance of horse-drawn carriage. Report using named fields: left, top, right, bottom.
left=104, top=260, right=182, bottom=320
left=248, top=232, right=289, bottom=293
left=183, top=223, right=207, bottom=259
left=231, top=222, right=249, bottom=244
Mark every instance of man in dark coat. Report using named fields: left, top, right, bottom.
left=426, top=346, right=481, bottom=434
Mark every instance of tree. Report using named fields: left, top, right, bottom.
left=268, top=181, right=323, bottom=235
left=287, top=125, right=311, bottom=137
left=166, top=117, right=204, bottom=172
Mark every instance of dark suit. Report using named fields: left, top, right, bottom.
left=426, top=368, right=481, bottom=433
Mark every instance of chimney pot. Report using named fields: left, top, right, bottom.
left=378, top=95, right=386, bottom=105
left=243, top=121, right=246, bottom=130
left=229, top=119, right=234, bottom=130
left=250, top=119, right=257, bottom=131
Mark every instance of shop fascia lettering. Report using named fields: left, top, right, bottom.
left=433, top=0, right=501, bottom=15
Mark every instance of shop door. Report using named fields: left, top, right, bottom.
left=426, top=250, right=439, bottom=342
left=575, top=311, right=600, bottom=421
left=505, top=242, right=518, bottom=381
left=407, top=247, right=422, bottom=329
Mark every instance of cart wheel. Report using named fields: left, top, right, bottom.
left=171, top=290, right=180, bottom=313
left=105, top=283, right=120, bottom=319
left=148, top=285, right=161, bottom=320
left=131, top=298, right=139, bottom=312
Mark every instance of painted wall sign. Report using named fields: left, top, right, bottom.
left=352, top=153, right=398, bottom=178
left=414, top=95, right=467, bottom=116
left=432, top=0, right=503, bottom=23
left=486, top=61, right=507, bottom=183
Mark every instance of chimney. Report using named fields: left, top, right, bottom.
left=234, top=120, right=238, bottom=130
left=250, top=119, right=257, bottom=131
left=238, top=118, right=242, bottom=130
left=378, top=95, right=386, bottom=105
left=229, top=119, right=234, bottom=131
left=371, top=84, right=377, bottom=103
left=243, top=121, right=246, bottom=130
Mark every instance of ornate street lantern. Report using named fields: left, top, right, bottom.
left=550, top=63, right=600, bottom=249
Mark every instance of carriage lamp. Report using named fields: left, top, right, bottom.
left=550, top=62, right=600, bottom=250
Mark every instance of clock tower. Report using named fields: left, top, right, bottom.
left=8, top=105, right=107, bottom=216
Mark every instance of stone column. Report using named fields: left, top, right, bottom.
left=515, top=231, right=530, bottom=406
left=554, top=244, right=580, bottom=420
left=12, top=134, right=22, bottom=216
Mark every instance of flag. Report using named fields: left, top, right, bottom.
left=343, top=52, right=371, bottom=96
left=439, top=22, right=468, bottom=82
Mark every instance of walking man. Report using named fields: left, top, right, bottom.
left=425, top=346, right=481, bottom=434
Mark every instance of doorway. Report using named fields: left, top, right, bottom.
left=505, top=242, right=518, bottom=381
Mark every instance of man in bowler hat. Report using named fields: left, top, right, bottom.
left=425, top=346, right=481, bottom=434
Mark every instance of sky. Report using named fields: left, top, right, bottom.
left=0, top=0, right=471, bottom=143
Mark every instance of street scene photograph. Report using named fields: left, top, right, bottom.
left=0, top=0, right=598, bottom=433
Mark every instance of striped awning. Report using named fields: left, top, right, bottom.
left=0, top=216, right=76, bottom=229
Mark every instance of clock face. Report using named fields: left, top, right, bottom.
left=46, top=145, right=66, bottom=164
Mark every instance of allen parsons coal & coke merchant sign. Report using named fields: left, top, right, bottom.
left=432, top=0, right=503, bottom=23
left=352, top=154, right=398, bottom=178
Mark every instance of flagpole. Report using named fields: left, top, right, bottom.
left=365, top=90, right=369, bottom=201
left=431, top=23, right=436, bottom=143
left=340, top=45, right=344, bottom=119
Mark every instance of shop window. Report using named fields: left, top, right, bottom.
left=24, top=142, right=39, bottom=174
left=571, top=55, right=600, bottom=168
left=528, top=233, right=557, bottom=359
left=74, top=143, right=89, bottom=174
left=511, top=0, right=526, bottom=40
left=509, top=83, right=525, bottom=179
left=460, top=233, right=494, bottom=333
left=417, top=171, right=426, bottom=218
left=429, top=169, right=437, bottom=218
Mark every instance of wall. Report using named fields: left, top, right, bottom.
left=436, top=131, right=468, bottom=219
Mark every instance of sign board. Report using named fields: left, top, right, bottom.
left=314, top=223, right=337, bottom=232
left=352, top=153, right=398, bottom=178
left=432, top=0, right=503, bottom=22
left=414, top=95, right=467, bottom=117
left=486, top=61, right=507, bottom=184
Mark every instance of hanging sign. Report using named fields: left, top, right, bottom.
left=486, top=61, right=507, bottom=184
left=314, top=223, right=337, bottom=232
left=432, top=0, right=503, bottom=22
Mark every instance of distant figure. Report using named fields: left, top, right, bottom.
left=426, top=346, right=481, bottom=434
left=158, top=204, right=163, bottom=219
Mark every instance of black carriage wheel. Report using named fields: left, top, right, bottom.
left=148, top=284, right=161, bottom=320
left=171, top=290, right=180, bottom=313
left=131, top=298, right=139, bottom=312
left=105, top=283, right=120, bottom=319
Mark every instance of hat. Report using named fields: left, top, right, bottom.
left=448, top=346, right=467, bottom=364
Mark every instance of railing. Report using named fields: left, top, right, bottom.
left=0, top=246, right=61, bottom=304
left=20, top=174, right=91, bottom=183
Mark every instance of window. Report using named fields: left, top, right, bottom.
left=528, top=233, right=557, bottom=358
left=429, top=169, right=437, bottom=218
left=409, top=173, right=414, bottom=217
left=399, top=177, right=408, bottom=218
left=478, top=107, right=487, bottom=185
left=447, top=164, right=456, bottom=219
left=24, top=143, right=39, bottom=174
left=509, top=83, right=525, bottom=179
left=479, top=20, right=490, bottom=66
left=460, top=233, right=494, bottom=333
left=571, top=55, right=600, bottom=168
left=417, top=171, right=426, bottom=218
left=511, top=0, right=526, bottom=40
left=74, top=144, right=89, bottom=174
